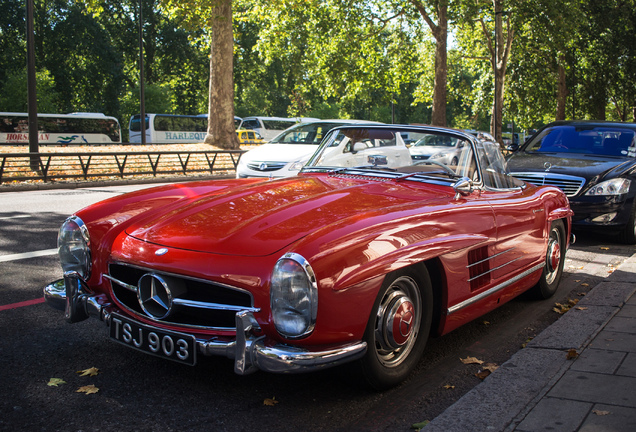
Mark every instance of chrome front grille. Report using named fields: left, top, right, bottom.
left=107, top=262, right=256, bottom=330
left=410, top=155, right=430, bottom=161
left=247, top=161, right=287, bottom=172
left=511, top=172, right=586, bottom=197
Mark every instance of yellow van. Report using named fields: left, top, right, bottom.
left=236, top=129, right=265, bottom=144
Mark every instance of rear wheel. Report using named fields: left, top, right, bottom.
left=617, top=199, right=636, bottom=244
left=359, top=267, right=433, bottom=390
left=531, top=220, right=565, bottom=299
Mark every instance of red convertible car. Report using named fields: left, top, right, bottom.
left=44, top=125, right=573, bottom=389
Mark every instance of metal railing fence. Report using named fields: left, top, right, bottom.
left=0, top=149, right=246, bottom=184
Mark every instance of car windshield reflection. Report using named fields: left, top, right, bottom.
left=303, top=125, right=524, bottom=190
left=524, top=125, right=636, bottom=158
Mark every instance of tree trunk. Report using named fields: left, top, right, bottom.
left=204, top=0, right=239, bottom=149
left=431, top=7, right=447, bottom=127
left=556, top=54, right=568, bottom=120
left=483, top=0, right=513, bottom=145
left=411, top=0, right=448, bottom=127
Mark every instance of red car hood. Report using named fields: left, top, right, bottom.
left=125, top=175, right=448, bottom=257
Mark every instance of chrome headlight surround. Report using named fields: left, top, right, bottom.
left=270, top=253, right=318, bottom=339
left=585, top=178, right=631, bottom=196
left=57, top=216, right=91, bottom=280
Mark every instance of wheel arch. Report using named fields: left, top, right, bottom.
left=393, top=258, right=446, bottom=339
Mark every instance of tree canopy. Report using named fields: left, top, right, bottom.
left=1, top=0, right=634, bottom=142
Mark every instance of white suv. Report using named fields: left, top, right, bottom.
left=236, top=120, right=380, bottom=178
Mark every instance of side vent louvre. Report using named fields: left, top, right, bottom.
left=468, top=247, right=491, bottom=291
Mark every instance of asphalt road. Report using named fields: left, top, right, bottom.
left=0, top=183, right=633, bottom=432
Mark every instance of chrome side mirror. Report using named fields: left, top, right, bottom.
left=453, top=177, right=473, bottom=199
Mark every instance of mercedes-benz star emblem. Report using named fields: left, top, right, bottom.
left=138, top=273, right=173, bottom=319
left=544, top=161, right=552, bottom=172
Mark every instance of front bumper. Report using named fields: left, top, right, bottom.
left=44, top=276, right=367, bottom=375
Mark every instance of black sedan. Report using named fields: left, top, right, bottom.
left=507, top=120, right=636, bottom=244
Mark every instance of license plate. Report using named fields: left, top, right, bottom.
left=109, top=313, right=196, bottom=366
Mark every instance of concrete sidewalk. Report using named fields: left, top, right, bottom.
left=425, top=254, right=636, bottom=432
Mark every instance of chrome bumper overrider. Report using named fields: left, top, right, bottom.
left=43, top=277, right=367, bottom=375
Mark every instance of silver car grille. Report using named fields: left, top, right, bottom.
left=247, top=162, right=287, bottom=172
left=511, top=172, right=586, bottom=197
left=107, top=262, right=256, bottom=330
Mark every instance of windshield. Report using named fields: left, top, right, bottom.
left=524, top=125, right=636, bottom=157
left=269, top=122, right=349, bottom=145
left=303, top=126, right=523, bottom=190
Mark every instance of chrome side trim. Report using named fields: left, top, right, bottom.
left=447, top=263, right=545, bottom=315
left=467, top=257, right=523, bottom=282
left=466, top=247, right=515, bottom=269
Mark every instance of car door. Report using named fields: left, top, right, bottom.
left=477, top=143, right=546, bottom=285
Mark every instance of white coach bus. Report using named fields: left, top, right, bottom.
left=0, top=112, right=122, bottom=144
left=129, top=113, right=244, bottom=144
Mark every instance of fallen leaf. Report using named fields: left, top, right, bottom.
left=475, top=370, right=491, bottom=380
left=593, top=409, right=610, bottom=416
left=263, top=397, right=279, bottom=406
left=76, top=385, right=99, bottom=394
left=411, top=420, right=430, bottom=430
left=47, top=378, right=66, bottom=387
left=581, top=283, right=589, bottom=287
left=521, top=337, right=534, bottom=349
left=577, top=292, right=587, bottom=296
left=460, top=356, right=484, bottom=365
left=443, top=384, right=455, bottom=390
left=568, top=298, right=580, bottom=306
left=77, top=367, right=100, bottom=377
left=575, top=306, right=588, bottom=310
left=482, top=320, right=490, bottom=325
left=600, top=247, right=610, bottom=250
left=482, top=363, right=499, bottom=373
left=566, top=349, right=579, bottom=360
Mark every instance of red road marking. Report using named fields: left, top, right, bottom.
left=0, top=297, right=45, bottom=311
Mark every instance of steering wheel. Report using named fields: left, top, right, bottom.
left=414, top=160, right=457, bottom=177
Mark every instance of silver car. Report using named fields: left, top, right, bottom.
left=409, top=133, right=467, bottom=166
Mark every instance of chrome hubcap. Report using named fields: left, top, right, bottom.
left=374, top=276, right=421, bottom=368
left=545, top=227, right=562, bottom=285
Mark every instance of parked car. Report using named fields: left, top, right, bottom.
left=409, top=133, right=467, bottom=166
left=236, top=120, right=382, bottom=178
left=507, top=120, right=636, bottom=244
left=44, top=124, right=572, bottom=389
left=236, top=129, right=264, bottom=144
left=239, top=116, right=319, bottom=141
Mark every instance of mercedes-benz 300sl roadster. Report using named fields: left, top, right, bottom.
left=44, top=125, right=573, bottom=389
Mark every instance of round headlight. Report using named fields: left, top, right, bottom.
left=270, top=253, right=317, bottom=339
left=58, top=216, right=91, bottom=280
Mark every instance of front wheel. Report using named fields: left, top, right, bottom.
left=531, top=220, right=566, bottom=299
left=359, top=267, right=433, bottom=390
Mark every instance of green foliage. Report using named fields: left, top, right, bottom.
left=1, top=0, right=634, bottom=142
left=0, top=68, right=59, bottom=112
